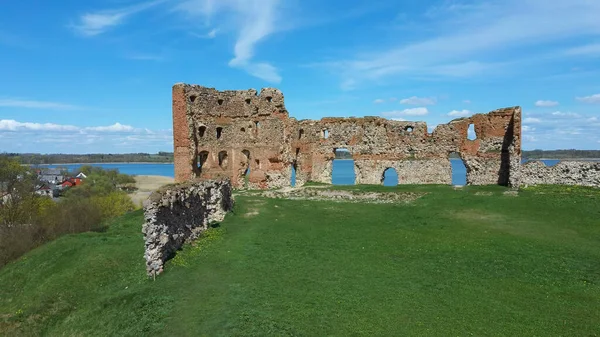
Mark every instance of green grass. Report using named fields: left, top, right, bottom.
left=1, top=185, right=600, bottom=336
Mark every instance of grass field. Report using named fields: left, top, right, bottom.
left=1, top=185, right=599, bottom=336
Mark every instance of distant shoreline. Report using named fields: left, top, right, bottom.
left=32, top=162, right=174, bottom=165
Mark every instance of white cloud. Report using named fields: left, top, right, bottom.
left=319, top=0, right=600, bottom=87
left=207, top=28, right=218, bottom=39
left=535, top=100, right=559, bottom=107
left=576, top=93, right=600, bottom=103
left=71, top=1, right=164, bottom=36
left=0, top=98, right=81, bottom=110
left=0, top=120, right=79, bottom=132
left=0, top=120, right=135, bottom=133
left=400, top=96, right=436, bottom=105
left=524, top=117, right=541, bottom=123
left=551, top=111, right=581, bottom=118
left=85, top=123, right=135, bottom=132
left=373, top=99, right=385, bottom=104
left=447, top=109, right=472, bottom=117
left=391, top=118, right=406, bottom=121
left=381, top=107, right=429, bottom=117
left=587, top=117, right=599, bottom=122
left=522, top=125, right=536, bottom=132
left=524, top=135, right=537, bottom=142
left=389, top=97, right=397, bottom=102
left=463, top=100, right=471, bottom=104
left=176, top=0, right=282, bottom=83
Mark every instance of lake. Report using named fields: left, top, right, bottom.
left=40, top=159, right=569, bottom=186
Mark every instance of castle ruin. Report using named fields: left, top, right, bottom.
left=173, top=84, right=523, bottom=189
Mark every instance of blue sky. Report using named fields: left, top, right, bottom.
left=1, top=0, right=599, bottom=153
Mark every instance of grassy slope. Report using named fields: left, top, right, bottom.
left=1, top=185, right=599, bottom=336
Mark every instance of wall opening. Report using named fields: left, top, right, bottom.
left=242, top=150, right=251, bottom=187
left=291, top=161, right=297, bottom=187
left=217, top=98, right=224, bottom=105
left=255, top=159, right=261, bottom=169
left=299, top=129, right=304, bottom=139
left=323, top=129, right=330, bottom=139
left=295, top=148, right=300, bottom=157
left=196, top=151, right=209, bottom=174
left=382, top=168, right=398, bottom=186
left=266, top=96, right=273, bottom=102
left=254, top=121, right=260, bottom=135
left=405, top=126, right=414, bottom=133
left=198, top=126, right=206, bottom=138
left=467, top=123, right=476, bottom=140
left=449, top=152, right=467, bottom=186
left=240, top=127, right=246, bottom=132
left=245, top=98, right=251, bottom=104
left=190, top=95, right=197, bottom=103
left=332, top=148, right=355, bottom=185
left=216, top=127, right=223, bottom=139
left=218, top=151, right=228, bottom=169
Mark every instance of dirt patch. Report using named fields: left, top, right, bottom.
left=260, top=187, right=425, bottom=204
left=244, top=210, right=260, bottom=218
left=130, top=175, right=175, bottom=207
left=474, top=191, right=493, bottom=196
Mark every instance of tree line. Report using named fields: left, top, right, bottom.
left=1, top=152, right=174, bottom=164
left=0, top=158, right=136, bottom=268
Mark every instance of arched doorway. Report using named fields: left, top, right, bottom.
left=382, top=167, right=398, bottom=186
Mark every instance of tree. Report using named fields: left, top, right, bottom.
left=0, top=157, right=39, bottom=226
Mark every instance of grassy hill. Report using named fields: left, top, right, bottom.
left=1, top=185, right=599, bottom=336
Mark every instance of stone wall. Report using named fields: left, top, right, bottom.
left=142, top=179, right=233, bottom=276
left=521, top=161, right=600, bottom=187
left=173, top=83, right=522, bottom=188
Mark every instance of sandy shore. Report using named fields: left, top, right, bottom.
left=130, top=175, right=175, bottom=207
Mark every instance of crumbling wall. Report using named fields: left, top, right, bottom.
left=142, top=179, right=233, bottom=276
left=173, top=84, right=522, bottom=188
left=521, top=161, right=600, bottom=187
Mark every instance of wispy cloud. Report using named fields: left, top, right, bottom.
left=176, top=0, right=282, bottom=83
left=373, top=99, right=385, bottom=104
left=0, top=120, right=79, bottom=132
left=71, top=0, right=165, bottom=37
left=0, top=98, right=82, bottom=110
left=318, top=0, right=600, bottom=87
left=447, top=109, right=472, bottom=117
left=535, top=100, right=559, bottom=107
left=0, top=120, right=135, bottom=133
left=565, top=43, right=600, bottom=56
left=524, top=117, right=541, bottom=123
left=381, top=107, right=429, bottom=117
left=85, top=123, right=135, bottom=132
left=576, top=93, right=600, bottom=103
left=207, top=28, right=218, bottom=38
left=552, top=111, right=581, bottom=118
left=400, top=96, right=436, bottom=105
